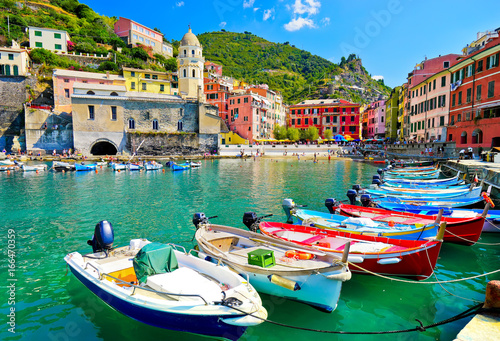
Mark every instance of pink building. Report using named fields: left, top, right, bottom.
left=205, top=61, right=223, bottom=77
left=366, top=104, right=375, bottom=138
left=227, top=93, right=269, bottom=143
left=407, top=55, right=460, bottom=142
left=114, top=17, right=173, bottom=57
left=52, top=69, right=125, bottom=113
left=372, top=100, right=386, bottom=138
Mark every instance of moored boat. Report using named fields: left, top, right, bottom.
left=194, top=215, right=351, bottom=313
left=126, top=163, right=143, bottom=171
left=144, top=161, right=163, bottom=171
left=110, top=162, right=127, bottom=171
left=171, top=162, right=190, bottom=171
left=22, top=164, right=47, bottom=172
left=75, top=163, right=98, bottom=171
left=52, top=161, right=76, bottom=172
left=259, top=221, right=444, bottom=280
left=65, top=221, right=267, bottom=340
left=332, top=203, right=488, bottom=245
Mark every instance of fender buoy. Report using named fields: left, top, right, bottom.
left=482, top=192, right=495, bottom=208
left=388, top=220, right=395, bottom=227
left=285, top=250, right=315, bottom=260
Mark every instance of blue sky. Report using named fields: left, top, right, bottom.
left=83, top=0, right=500, bottom=88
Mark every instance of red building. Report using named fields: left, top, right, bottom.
left=447, top=35, right=500, bottom=149
left=288, top=99, right=361, bottom=139
left=204, top=77, right=230, bottom=120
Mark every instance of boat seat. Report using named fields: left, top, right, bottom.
left=336, top=242, right=358, bottom=251
left=146, top=267, right=223, bottom=303
left=301, top=235, right=325, bottom=244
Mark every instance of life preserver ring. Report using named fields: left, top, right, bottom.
left=285, top=250, right=315, bottom=260
left=482, top=192, right=495, bottom=208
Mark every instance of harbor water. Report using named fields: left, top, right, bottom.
left=1, top=158, right=499, bottom=341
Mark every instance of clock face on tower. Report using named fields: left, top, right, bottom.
left=180, top=60, right=184, bottom=65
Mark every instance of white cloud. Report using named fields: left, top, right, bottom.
left=292, top=0, right=321, bottom=16
left=263, top=8, right=275, bottom=21
left=254, top=7, right=260, bottom=12
left=321, top=17, right=330, bottom=26
left=243, top=0, right=256, bottom=8
left=284, top=17, right=316, bottom=31
left=176, top=1, right=184, bottom=7
left=372, top=75, right=384, bottom=81
left=219, top=22, right=227, bottom=28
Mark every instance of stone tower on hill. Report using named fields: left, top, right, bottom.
left=177, top=27, right=205, bottom=102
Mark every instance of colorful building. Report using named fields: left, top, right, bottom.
left=385, top=87, right=400, bottom=140
left=226, top=92, right=269, bottom=143
left=52, top=69, right=125, bottom=113
left=288, top=99, right=361, bottom=139
left=114, top=17, right=172, bottom=57
left=372, top=100, right=386, bottom=138
left=0, top=43, right=31, bottom=76
left=122, top=67, right=174, bottom=95
left=28, top=26, right=71, bottom=53
left=447, top=33, right=500, bottom=149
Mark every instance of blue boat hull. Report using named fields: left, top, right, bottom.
left=69, top=266, right=246, bottom=340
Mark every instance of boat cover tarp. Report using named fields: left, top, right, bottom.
left=133, top=242, right=178, bottom=283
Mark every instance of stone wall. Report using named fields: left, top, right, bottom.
left=124, top=100, right=198, bottom=133
left=128, top=132, right=205, bottom=156
left=24, top=107, right=73, bottom=152
left=0, top=76, right=32, bottom=151
left=386, top=142, right=457, bottom=158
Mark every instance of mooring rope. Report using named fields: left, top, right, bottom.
left=346, top=261, right=500, bottom=284
left=444, top=229, right=500, bottom=246
left=222, top=301, right=498, bottom=334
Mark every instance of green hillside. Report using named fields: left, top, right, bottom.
left=0, top=1, right=391, bottom=104
left=198, top=31, right=392, bottom=104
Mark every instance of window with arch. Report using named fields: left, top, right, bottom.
left=177, top=121, right=183, bottom=131
left=128, top=118, right=135, bottom=129
left=183, top=49, right=186, bottom=56
left=183, top=69, right=187, bottom=77
left=192, top=69, right=196, bottom=78
left=13, top=65, right=18, bottom=76
left=110, top=92, right=118, bottom=96
left=472, top=129, right=483, bottom=144
left=460, top=131, right=467, bottom=144
left=87, top=90, right=95, bottom=95
left=152, top=119, right=159, bottom=130
left=192, top=50, right=195, bottom=56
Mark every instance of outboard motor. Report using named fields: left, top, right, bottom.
left=87, top=220, right=114, bottom=254
left=325, top=198, right=340, bottom=214
left=372, top=179, right=382, bottom=186
left=377, top=168, right=383, bottom=175
left=360, top=194, right=372, bottom=207
left=352, top=184, right=361, bottom=193
left=346, top=189, right=357, bottom=205
left=243, top=212, right=259, bottom=232
left=282, top=198, right=296, bottom=223
left=192, top=212, right=209, bottom=229
left=372, top=175, right=381, bottom=181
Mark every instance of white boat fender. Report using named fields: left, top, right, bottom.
left=347, top=255, right=364, bottom=263
left=377, top=257, right=401, bottom=265
left=326, top=269, right=352, bottom=282
left=267, top=275, right=301, bottom=291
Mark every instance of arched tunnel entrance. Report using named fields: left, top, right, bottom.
left=90, top=141, right=118, bottom=155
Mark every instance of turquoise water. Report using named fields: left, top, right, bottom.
left=1, top=158, right=499, bottom=341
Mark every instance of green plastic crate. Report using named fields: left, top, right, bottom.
left=247, top=249, right=275, bottom=268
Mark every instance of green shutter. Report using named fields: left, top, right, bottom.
left=35, top=42, right=42, bottom=48
left=55, top=44, right=62, bottom=50
left=54, top=33, right=61, bottom=39
left=34, top=31, right=42, bottom=37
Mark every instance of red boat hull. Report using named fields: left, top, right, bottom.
left=260, top=222, right=442, bottom=280
left=337, top=204, right=484, bottom=246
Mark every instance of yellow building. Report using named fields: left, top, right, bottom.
left=122, top=67, right=172, bottom=95
left=220, top=131, right=249, bottom=145
left=0, top=44, right=31, bottom=76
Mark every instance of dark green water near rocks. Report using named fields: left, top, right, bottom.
left=1, top=158, right=499, bottom=341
